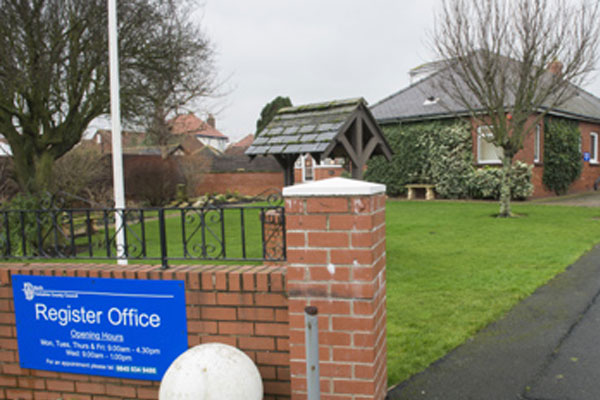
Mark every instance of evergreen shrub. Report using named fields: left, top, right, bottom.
left=365, top=119, right=534, bottom=200
left=365, top=120, right=473, bottom=197
left=542, top=118, right=583, bottom=195
left=468, top=161, right=533, bottom=200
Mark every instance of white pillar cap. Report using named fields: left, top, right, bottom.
left=283, top=177, right=386, bottom=197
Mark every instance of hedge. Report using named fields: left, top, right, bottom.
left=365, top=119, right=533, bottom=199
left=542, top=118, right=582, bottom=195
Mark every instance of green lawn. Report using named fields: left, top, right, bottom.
left=5, top=200, right=600, bottom=387
left=385, top=200, right=600, bottom=385
left=110, top=207, right=271, bottom=262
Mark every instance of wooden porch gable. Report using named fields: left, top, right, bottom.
left=245, top=98, right=392, bottom=186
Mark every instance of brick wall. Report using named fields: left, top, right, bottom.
left=284, top=179, right=388, bottom=400
left=0, top=177, right=388, bottom=400
left=530, top=121, right=600, bottom=197
left=471, top=117, right=600, bottom=197
left=294, top=166, right=344, bottom=184
left=196, top=172, right=284, bottom=196
left=0, top=263, right=290, bottom=400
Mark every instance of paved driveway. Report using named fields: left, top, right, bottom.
left=533, top=190, right=600, bottom=207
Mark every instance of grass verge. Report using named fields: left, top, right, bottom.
left=385, top=200, right=600, bottom=385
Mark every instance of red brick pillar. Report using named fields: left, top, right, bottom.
left=283, top=178, right=387, bottom=400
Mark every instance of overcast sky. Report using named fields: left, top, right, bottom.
left=196, top=0, right=600, bottom=142
left=200, top=0, right=440, bottom=141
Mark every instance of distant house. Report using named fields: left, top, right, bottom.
left=194, top=134, right=284, bottom=196
left=86, top=129, right=147, bottom=154
left=226, top=134, right=255, bottom=155
left=169, top=113, right=229, bottom=153
left=371, top=60, right=600, bottom=196
left=86, top=115, right=221, bottom=157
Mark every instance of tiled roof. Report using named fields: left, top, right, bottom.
left=372, top=55, right=600, bottom=124
left=245, top=98, right=364, bottom=156
left=230, top=134, right=255, bottom=148
left=169, top=113, right=228, bottom=139
left=212, top=153, right=281, bottom=172
left=89, top=128, right=209, bottom=155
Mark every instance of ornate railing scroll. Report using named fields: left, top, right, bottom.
left=0, top=190, right=286, bottom=268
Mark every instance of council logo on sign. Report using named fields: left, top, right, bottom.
left=22, top=282, right=42, bottom=301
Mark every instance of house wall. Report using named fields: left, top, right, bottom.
left=294, top=166, right=344, bottom=183
left=293, top=155, right=346, bottom=184
left=573, top=121, right=600, bottom=192
left=471, top=116, right=600, bottom=197
left=197, top=137, right=227, bottom=153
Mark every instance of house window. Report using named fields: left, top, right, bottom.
left=477, top=126, right=503, bottom=164
left=304, top=156, right=314, bottom=181
left=591, top=132, right=598, bottom=163
left=534, top=124, right=541, bottom=163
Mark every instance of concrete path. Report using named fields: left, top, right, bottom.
left=386, top=244, right=600, bottom=400
left=533, top=190, right=600, bottom=207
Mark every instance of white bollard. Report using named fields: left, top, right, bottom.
left=159, top=343, right=263, bottom=400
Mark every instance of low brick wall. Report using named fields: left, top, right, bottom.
left=0, top=178, right=388, bottom=400
left=0, top=263, right=290, bottom=400
left=196, top=172, right=284, bottom=196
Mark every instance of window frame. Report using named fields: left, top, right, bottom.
left=534, top=124, right=541, bottom=164
left=591, top=132, right=598, bottom=164
left=477, top=126, right=503, bottom=165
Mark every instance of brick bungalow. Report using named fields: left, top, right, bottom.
left=370, top=62, right=600, bottom=197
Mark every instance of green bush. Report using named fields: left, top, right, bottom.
left=543, top=118, right=583, bottom=195
left=365, top=120, right=473, bottom=197
left=365, top=119, right=534, bottom=200
left=428, top=123, right=474, bottom=199
left=468, top=161, right=534, bottom=200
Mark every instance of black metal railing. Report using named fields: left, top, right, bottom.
left=0, top=194, right=286, bottom=269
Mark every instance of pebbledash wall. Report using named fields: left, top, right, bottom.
left=0, top=177, right=387, bottom=400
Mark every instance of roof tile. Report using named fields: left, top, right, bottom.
left=245, top=98, right=366, bottom=157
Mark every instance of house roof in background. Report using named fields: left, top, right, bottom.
left=169, top=113, right=228, bottom=140
left=230, top=134, right=254, bottom=148
left=371, top=55, right=600, bottom=124
left=245, top=98, right=365, bottom=157
left=88, top=127, right=216, bottom=155
left=212, top=153, right=282, bottom=172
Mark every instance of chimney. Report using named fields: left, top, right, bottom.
left=207, top=114, right=216, bottom=128
left=548, top=60, right=563, bottom=75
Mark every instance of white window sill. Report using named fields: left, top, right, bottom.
left=477, top=161, right=502, bottom=165
left=315, top=165, right=343, bottom=169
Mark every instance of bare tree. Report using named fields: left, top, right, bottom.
left=0, top=0, right=218, bottom=193
left=432, top=0, right=599, bottom=216
left=134, top=1, right=219, bottom=158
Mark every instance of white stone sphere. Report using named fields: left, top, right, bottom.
left=159, top=343, right=263, bottom=400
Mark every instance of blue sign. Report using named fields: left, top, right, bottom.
left=584, top=152, right=591, bottom=161
left=12, top=275, right=187, bottom=381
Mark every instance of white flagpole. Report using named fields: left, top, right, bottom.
left=108, top=0, right=127, bottom=265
